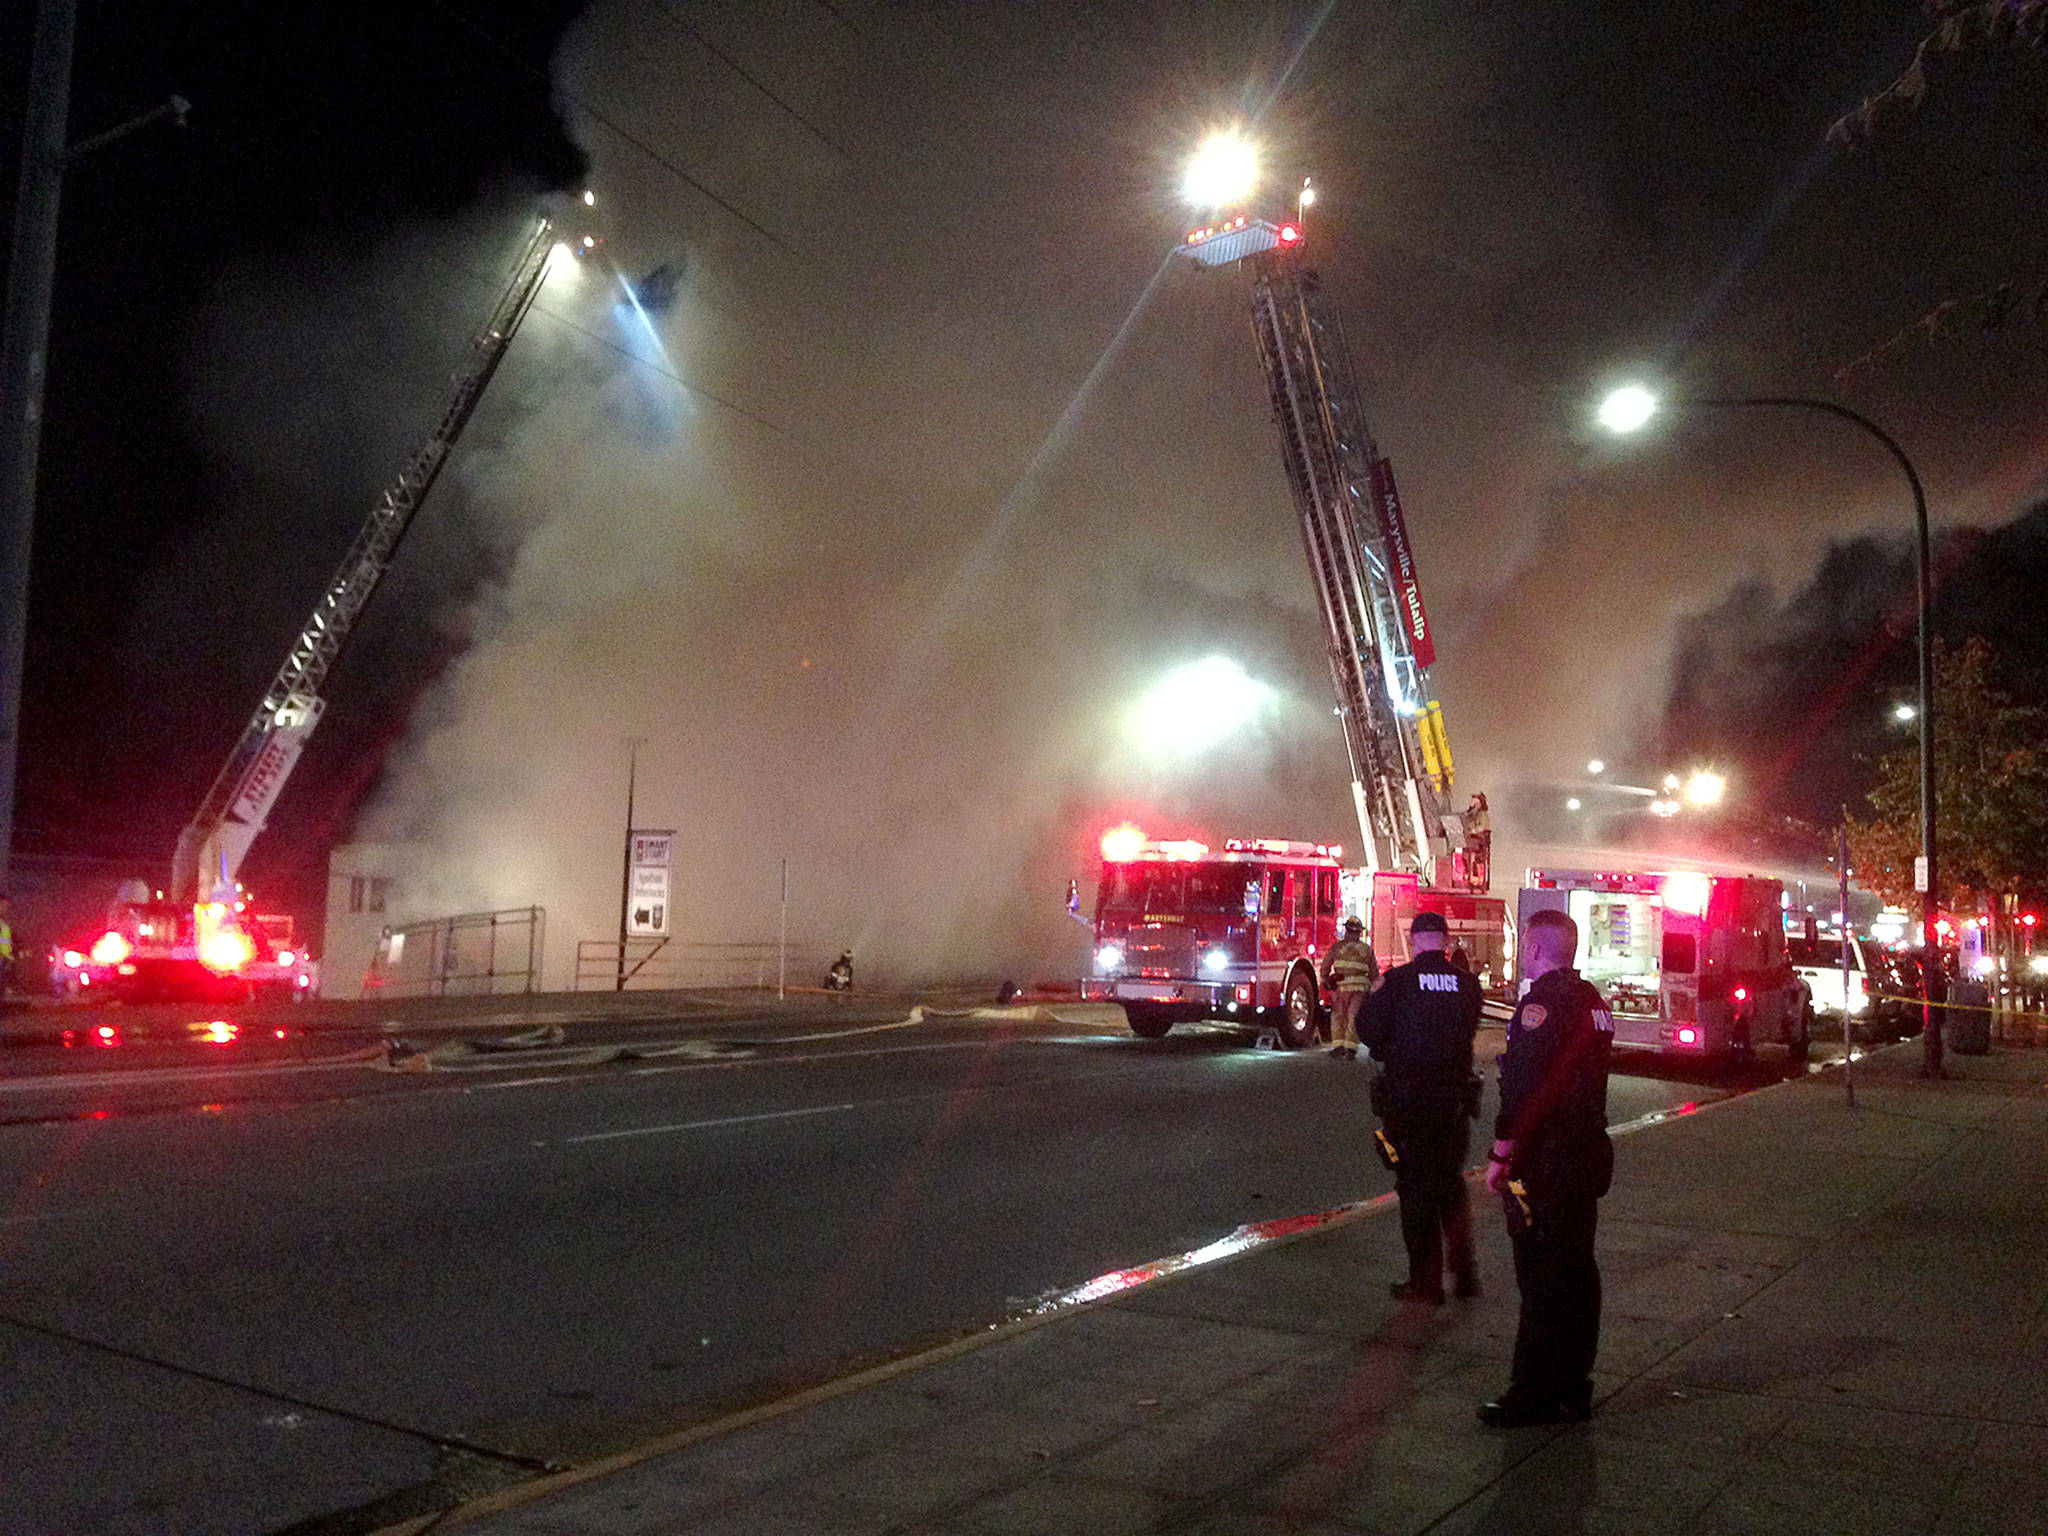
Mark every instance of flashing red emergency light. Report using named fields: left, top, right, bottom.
left=2024, top=914, right=2039, bottom=928
left=61, top=948, right=83, bottom=968
left=1100, top=823, right=1145, bottom=862
left=1277, top=223, right=1301, bottom=244
left=1676, top=1026, right=1700, bottom=1047
left=1732, top=986, right=1749, bottom=1004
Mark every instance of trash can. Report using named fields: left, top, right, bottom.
left=1948, top=978, right=1992, bottom=1055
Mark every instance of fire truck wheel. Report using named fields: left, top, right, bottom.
left=1788, top=1004, right=1813, bottom=1064
left=1278, top=971, right=1320, bottom=1050
left=1124, top=1004, right=1174, bottom=1039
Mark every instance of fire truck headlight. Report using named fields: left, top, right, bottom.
left=1202, top=948, right=1230, bottom=974
left=198, top=929, right=255, bottom=974
left=1095, top=945, right=1125, bottom=973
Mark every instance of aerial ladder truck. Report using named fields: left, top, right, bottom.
left=1178, top=204, right=1505, bottom=973
left=171, top=214, right=558, bottom=905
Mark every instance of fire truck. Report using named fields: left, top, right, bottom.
left=72, top=213, right=573, bottom=1009
left=1081, top=828, right=1510, bottom=1046
left=1518, top=869, right=1813, bottom=1063
left=1080, top=187, right=1509, bottom=1043
left=1081, top=832, right=1347, bottom=1048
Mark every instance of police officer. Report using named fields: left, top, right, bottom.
left=1359, top=910, right=1483, bottom=1302
left=1481, top=907, right=1615, bottom=1427
left=1320, top=916, right=1379, bottom=1059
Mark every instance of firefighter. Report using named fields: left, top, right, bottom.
left=1481, top=907, right=1615, bottom=1427
left=0, top=893, right=13, bottom=994
left=1320, top=916, right=1379, bottom=1059
left=1359, top=910, right=1483, bottom=1303
left=826, top=949, right=854, bottom=991
left=1464, top=793, right=1492, bottom=889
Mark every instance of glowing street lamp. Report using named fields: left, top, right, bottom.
left=1892, top=702, right=1918, bottom=724
left=1183, top=129, right=1259, bottom=209
left=1683, top=770, right=1726, bottom=808
left=1596, top=384, right=1658, bottom=435
left=1587, top=759, right=1605, bottom=776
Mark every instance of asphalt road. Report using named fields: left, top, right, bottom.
left=0, top=994, right=1817, bottom=1535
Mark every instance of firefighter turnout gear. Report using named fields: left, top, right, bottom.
left=1359, top=948, right=1484, bottom=1302
left=1321, top=924, right=1379, bottom=1057
left=1486, top=965, right=1615, bottom=1423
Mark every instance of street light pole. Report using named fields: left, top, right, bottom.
left=1687, top=397, right=1939, bottom=1075
left=1598, top=388, right=1941, bottom=1073
left=615, top=738, right=642, bottom=993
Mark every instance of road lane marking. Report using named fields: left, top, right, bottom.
left=560, top=1059, right=1185, bottom=1145
left=566, top=1100, right=867, bottom=1143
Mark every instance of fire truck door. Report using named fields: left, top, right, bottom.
left=1279, top=871, right=1299, bottom=941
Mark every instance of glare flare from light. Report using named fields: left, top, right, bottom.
left=1182, top=129, right=1259, bottom=208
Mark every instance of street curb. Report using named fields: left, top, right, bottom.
left=358, top=1042, right=1888, bottom=1535
left=364, top=1191, right=1403, bottom=1536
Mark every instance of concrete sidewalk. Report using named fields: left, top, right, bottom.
left=399, top=1045, right=2048, bottom=1536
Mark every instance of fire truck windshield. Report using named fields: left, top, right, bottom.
left=1101, top=863, right=1257, bottom=916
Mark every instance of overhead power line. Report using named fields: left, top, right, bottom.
left=647, top=0, right=857, bottom=164
left=429, top=0, right=810, bottom=265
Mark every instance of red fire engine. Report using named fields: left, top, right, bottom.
left=1081, top=830, right=1345, bottom=1048
left=1081, top=826, right=1511, bottom=1048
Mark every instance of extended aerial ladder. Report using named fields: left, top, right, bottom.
left=170, top=215, right=558, bottom=900
left=1179, top=211, right=1478, bottom=890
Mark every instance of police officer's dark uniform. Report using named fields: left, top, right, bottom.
left=1358, top=911, right=1483, bottom=1303
left=1482, top=943, right=1615, bottom=1426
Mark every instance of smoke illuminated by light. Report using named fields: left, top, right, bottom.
left=1123, top=656, right=1278, bottom=760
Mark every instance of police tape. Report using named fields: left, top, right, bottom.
left=1865, top=990, right=2048, bottom=1024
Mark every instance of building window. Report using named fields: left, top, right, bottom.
left=349, top=876, right=364, bottom=914
left=368, top=878, right=388, bottom=914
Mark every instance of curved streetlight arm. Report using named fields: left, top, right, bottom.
left=1676, top=393, right=1941, bottom=1070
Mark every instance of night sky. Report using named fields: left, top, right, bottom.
left=4, top=1, right=2046, bottom=973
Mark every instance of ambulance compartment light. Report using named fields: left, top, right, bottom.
left=1201, top=949, right=1230, bottom=974
left=1661, top=872, right=1711, bottom=917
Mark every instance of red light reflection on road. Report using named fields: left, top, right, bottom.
left=192, top=1021, right=239, bottom=1045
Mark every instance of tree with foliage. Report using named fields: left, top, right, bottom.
left=1848, top=637, right=2048, bottom=910
left=1830, top=1, right=2048, bottom=370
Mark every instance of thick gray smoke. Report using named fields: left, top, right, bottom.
left=190, top=3, right=2048, bottom=981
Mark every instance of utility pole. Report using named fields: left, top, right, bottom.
left=1840, top=818, right=1854, bottom=1108
left=614, top=738, right=642, bottom=992
left=0, top=0, right=78, bottom=894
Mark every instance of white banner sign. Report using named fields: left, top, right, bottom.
left=628, top=866, right=669, bottom=937
left=628, top=830, right=674, bottom=936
